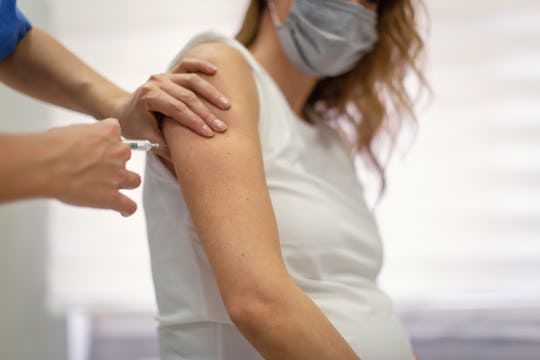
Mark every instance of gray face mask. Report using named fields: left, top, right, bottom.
left=268, top=0, right=378, bottom=77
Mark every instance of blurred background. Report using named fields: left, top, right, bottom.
left=1, top=0, right=539, bottom=359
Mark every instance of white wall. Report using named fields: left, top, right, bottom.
left=377, top=0, right=540, bottom=308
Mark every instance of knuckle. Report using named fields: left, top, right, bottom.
left=139, top=83, right=154, bottom=97
left=182, top=90, right=198, bottom=103
left=103, top=122, right=121, bottom=137
left=148, top=73, right=161, bottom=82
left=119, top=145, right=131, bottom=160
left=115, top=171, right=127, bottom=186
left=201, top=110, right=215, bottom=122
left=116, top=170, right=137, bottom=189
left=173, top=101, right=188, bottom=114
left=107, top=189, right=122, bottom=205
left=173, top=73, right=188, bottom=86
left=142, top=93, right=159, bottom=108
left=185, top=73, right=198, bottom=82
left=177, top=57, right=193, bottom=68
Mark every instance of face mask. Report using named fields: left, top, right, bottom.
left=267, top=0, right=378, bottom=77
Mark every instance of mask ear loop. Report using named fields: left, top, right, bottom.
left=267, top=0, right=282, bottom=26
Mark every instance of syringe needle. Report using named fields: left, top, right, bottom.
left=122, top=139, right=160, bottom=152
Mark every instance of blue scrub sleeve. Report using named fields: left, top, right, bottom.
left=0, top=0, right=32, bottom=60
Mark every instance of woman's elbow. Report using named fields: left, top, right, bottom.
left=225, top=291, right=288, bottom=335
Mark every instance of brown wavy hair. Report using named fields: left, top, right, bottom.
left=237, top=0, right=428, bottom=194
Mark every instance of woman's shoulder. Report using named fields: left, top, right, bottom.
left=186, top=42, right=249, bottom=72
left=165, top=30, right=260, bottom=133
left=169, top=30, right=252, bottom=73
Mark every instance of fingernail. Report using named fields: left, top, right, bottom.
left=202, top=124, right=214, bottom=137
left=212, top=119, right=227, bottom=132
left=208, top=64, right=218, bottom=72
left=218, top=97, right=231, bottom=108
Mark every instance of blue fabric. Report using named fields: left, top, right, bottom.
left=0, top=0, right=32, bottom=60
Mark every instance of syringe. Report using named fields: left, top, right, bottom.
left=123, top=139, right=160, bottom=151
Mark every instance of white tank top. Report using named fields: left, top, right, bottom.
left=143, top=31, right=414, bottom=360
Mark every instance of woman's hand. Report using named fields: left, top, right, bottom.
left=113, top=58, right=231, bottom=159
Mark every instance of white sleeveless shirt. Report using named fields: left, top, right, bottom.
left=143, top=31, right=414, bottom=360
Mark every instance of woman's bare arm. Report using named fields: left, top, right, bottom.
left=161, top=42, right=360, bottom=360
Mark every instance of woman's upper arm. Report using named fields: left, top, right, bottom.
left=162, top=43, right=290, bottom=305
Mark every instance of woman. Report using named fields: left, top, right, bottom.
left=144, top=0, right=426, bottom=358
